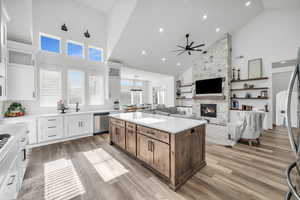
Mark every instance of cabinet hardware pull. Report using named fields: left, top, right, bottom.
left=7, top=175, right=16, bottom=185
left=151, top=141, right=154, bottom=152
left=48, top=126, right=56, bottom=129
left=48, top=119, right=56, bottom=121
left=48, top=135, right=57, bottom=138
left=148, top=140, right=151, bottom=151
left=23, top=149, right=26, bottom=161
left=191, top=129, right=195, bottom=134
left=33, top=91, right=36, bottom=98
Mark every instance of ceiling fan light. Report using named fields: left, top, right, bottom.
left=202, top=14, right=207, bottom=20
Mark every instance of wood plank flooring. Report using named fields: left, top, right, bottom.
left=18, top=128, right=295, bottom=200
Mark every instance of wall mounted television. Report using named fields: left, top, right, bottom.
left=195, top=78, right=223, bottom=96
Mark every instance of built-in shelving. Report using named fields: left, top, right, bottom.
left=231, top=77, right=269, bottom=83
left=230, top=108, right=268, bottom=112
left=193, top=96, right=226, bottom=100
left=231, top=87, right=269, bottom=91
left=179, top=83, right=194, bottom=87
left=231, top=97, right=268, bottom=100
left=175, top=105, right=193, bottom=108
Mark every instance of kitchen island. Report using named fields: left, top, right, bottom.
left=109, top=112, right=207, bottom=190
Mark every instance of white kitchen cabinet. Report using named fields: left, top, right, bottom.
left=0, top=2, right=9, bottom=101
left=7, top=65, right=35, bottom=100
left=38, top=116, right=64, bottom=143
left=7, top=41, right=37, bottom=101
left=64, top=114, right=93, bottom=137
left=0, top=158, right=19, bottom=200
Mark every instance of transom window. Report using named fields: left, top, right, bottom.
left=88, top=46, right=103, bottom=62
left=40, top=33, right=61, bottom=53
left=67, top=40, right=84, bottom=58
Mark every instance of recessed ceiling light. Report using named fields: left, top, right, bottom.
left=161, top=57, right=166, bottom=62
left=141, top=50, right=147, bottom=55
left=245, top=1, right=251, bottom=7
left=177, top=62, right=181, bottom=66
left=216, top=27, right=221, bottom=32
left=202, top=14, right=207, bottom=20
left=159, top=28, right=164, bottom=33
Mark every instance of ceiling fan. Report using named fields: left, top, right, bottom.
left=173, top=34, right=207, bottom=56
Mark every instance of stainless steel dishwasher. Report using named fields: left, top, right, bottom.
left=94, top=112, right=110, bottom=134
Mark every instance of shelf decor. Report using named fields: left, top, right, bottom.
left=248, top=58, right=262, bottom=79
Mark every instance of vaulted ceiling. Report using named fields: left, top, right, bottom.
left=74, top=0, right=116, bottom=14
left=109, top=0, right=264, bottom=76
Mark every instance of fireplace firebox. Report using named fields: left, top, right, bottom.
left=201, top=104, right=217, bottom=118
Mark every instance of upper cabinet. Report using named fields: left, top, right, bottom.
left=0, top=2, right=9, bottom=100
left=7, top=41, right=38, bottom=100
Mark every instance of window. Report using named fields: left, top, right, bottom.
left=68, top=70, right=85, bottom=105
left=67, top=41, right=84, bottom=58
left=40, top=33, right=61, bottom=53
left=88, top=46, right=103, bottom=62
left=40, top=69, right=62, bottom=107
left=153, top=87, right=166, bottom=105
left=131, top=90, right=143, bottom=105
left=89, top=75, right=104, bottom=105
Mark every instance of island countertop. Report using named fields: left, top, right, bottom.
left=109, top=112, right=207, bottom=134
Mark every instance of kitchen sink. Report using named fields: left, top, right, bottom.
left=0, top=134, right=11, bottom=150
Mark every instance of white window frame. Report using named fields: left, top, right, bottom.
left=131, top=90, right=143, bottom=105
left=39, top=68, right=63, bottom=107
left=88, top=73, right=105, bottom=105
left=39, top=32, right=62, bottom=54
left=88, top=45, right=104, bottom=63
left=67, top=69, right=86, bottom=105
left=66, top=40, right=85, bottom=59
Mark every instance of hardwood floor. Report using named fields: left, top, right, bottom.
left=18, top=128, right=294, bottom=200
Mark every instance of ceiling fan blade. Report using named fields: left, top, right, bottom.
left=188, top=51, right=191, bottom=55
left=191, top=44, right=205, bottom=49
left=186, top=34, right=189, bottom=46
left=172, top=49, right=185, bottom=52
left=202, top=51, right=208, bottom=54
left=189, top=42, right=194, bottom=47
left=178, top=51, right=186, bottom=56
left=177, top=45, right=186, bottom=49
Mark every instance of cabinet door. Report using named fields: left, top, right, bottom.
left=126, top=128, right=136, bottom=155
left=67, top=119, right=81, bottom=136
left=7, top=65, right=35, bottom=100
left=115, top=125, right=125, bottom=149
left=110, top=123, right=117, bottom=144
left=137, top=134, right=153, bottom=165
left=153, top=140, right=170, bottom=177
left=78, top=115, right=93, bottom=134
left=191, top=127, right=205, bottom=166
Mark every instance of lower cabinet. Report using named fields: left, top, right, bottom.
left=64, top=114, right=93, bottom=137
left=137, top=133, right=170, bottom=177
left=38, top=116, right=63, bottom=142
left=137, top=134, right=153, bottom=165
left=111, top=124, right=125, bottom=149
left=125, top=123, right=136, bottom=156
left=38, top=114, right=93, bottom=144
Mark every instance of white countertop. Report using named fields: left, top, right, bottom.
left=0, top=109, right=119, bottom=123
left=109, top=112, right=207, bottom=134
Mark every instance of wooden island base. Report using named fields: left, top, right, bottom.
left=109, top=117, right=206, bottom=191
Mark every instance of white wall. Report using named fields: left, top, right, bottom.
left=149, top=77, right=175, bottom=107
left=4, top=0, right=33, bottom=44
left=6, top=0, right=113, bottom=115
left=106, top=0, right=138, bottom=60
left=232, top=8, right=300, bottom=129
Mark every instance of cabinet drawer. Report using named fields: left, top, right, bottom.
left=126, top=122, right=136, bottom=131
left=137, top=126, right=169, bottom=144
left=45, top=117, right=62, bottom=127
left=111, top=118, right=125, bottom=128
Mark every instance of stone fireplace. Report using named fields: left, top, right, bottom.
left=201, top=104, right=217, bottom=118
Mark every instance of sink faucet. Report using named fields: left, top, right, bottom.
left=76, top=102, right=80, bottom=112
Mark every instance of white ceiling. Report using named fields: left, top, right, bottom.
left=262, top=0, right=300, bottom=9
left=110, top=0, right=264, bottom=76
left=74, top=0, right=116, bottom=14
left=121, top=66, right=172, bottom=81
